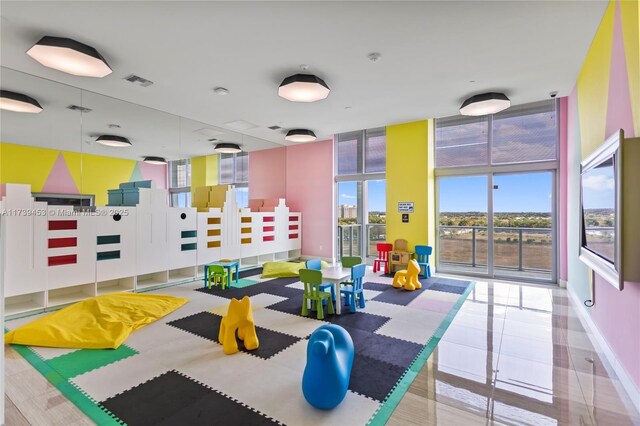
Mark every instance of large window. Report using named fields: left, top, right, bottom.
left=169, top=159, right=191, bottom=207
left=219, top=152, right=248, bottom=208
left=335, top=127, right=386, bottom=259
left=435, top=99, right=559, bottom=284
left=435, top=100, right=558, bottom=168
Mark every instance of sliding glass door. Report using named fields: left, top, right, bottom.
left=437, top=171, right=556, bottom=283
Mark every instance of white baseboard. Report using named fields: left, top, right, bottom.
left=559, top=279, right=568, bottom=288
left=567, top=287, right=640, bottom=414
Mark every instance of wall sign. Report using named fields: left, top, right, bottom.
left=398, top=202, right=414, bottom=213
left=402, top=213, right=409, bottom=223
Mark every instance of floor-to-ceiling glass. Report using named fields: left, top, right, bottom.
left=438, top=175, right=489, bottom=275
left=366, top=180, right=386, bottom=257
left=493, top=172, right=554, bottom=281
left=337, top=181, right=362, bottom=258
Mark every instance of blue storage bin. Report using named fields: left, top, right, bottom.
left=133, top=180, right=152, bottom=188
left=107, top=189, right=124, bottom=206
left=121, top=188, right=140, bottom=206
left=119, top=182, right=135, bottom=189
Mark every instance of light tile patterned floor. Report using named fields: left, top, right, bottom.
left=5, top=271, right=640, bottom=425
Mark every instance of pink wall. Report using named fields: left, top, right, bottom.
left=285, top=140, right=334, bottom=259
left=248, top=148, right=286, bottom=199
left=138, top=162, right=168, bottom=190
left=558, top=97, right=568, bottom=282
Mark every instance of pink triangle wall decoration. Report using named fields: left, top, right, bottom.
left=42, top=153, right=79, bottom=194
left=605, top=1, right=635, bottom=138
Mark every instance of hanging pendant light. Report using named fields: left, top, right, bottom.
left=96, top=135, right=132, bottom=147
left=459, top=92, right=510, bottom=116
left=26, top=36, right=112, bottom=78
left=214, top=142, right=242, bottom=154
left=278, top=74, right=330, bottom=102
left=0, top=90, right=43, bottom=113
left=285, top=129, right=316, bottom=143
left=143, top=156, right=167, bottom=165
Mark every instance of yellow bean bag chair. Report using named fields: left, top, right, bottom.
left=4, top=292, right=188, bottom=349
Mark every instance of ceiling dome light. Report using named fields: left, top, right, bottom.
left=143, top=156, right=167, bottom=165
left=26, top=36, right=112, bottom=78
left=214, top=143, right=242, bottom=154
left=285, top=129, right=317, bottom=143
left=96, top=135, right=132, bottom=147
left=459, top=92, right=511, bottom=116
left=278, top=74, right=330, bottom=102
left=0, top=90, right=43, bottom=113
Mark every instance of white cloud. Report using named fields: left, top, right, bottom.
left=341, top=193, right=357, bottom=199
left=583, top=174, right=615, bottom=191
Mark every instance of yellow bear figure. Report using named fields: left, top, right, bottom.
left=218, top=296, right=259, bottom=355
left=392, top=259, right=423, bottom=291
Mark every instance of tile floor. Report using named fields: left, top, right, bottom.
left=4, top=274, right=640, bottom=426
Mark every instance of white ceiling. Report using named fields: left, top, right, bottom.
left=1, top=1, right=607, bottom=158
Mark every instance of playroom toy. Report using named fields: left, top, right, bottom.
left=300, top=269, right=335, bottom=320
left=218, top=296, right=259, bottom=355
left=392, top=259, right=422, bottom=291
left=414, top=245, right=433, bottom=277
left=389, top=239, right=414, bottom=273
left=302, top=324, right=354, bottom=410
left=340, top=263, right=367, bottom=313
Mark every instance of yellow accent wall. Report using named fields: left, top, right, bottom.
left=191, top=154, right=219, bottom=199
left=0, top=142, right=147, bottom=205
left=577, top=1, right=615, bottom=158
left=0, top=143, right=60, bottom=191
left=385, top=120, right=431, bottom=252
left=621, top=0, right=640, bottom=136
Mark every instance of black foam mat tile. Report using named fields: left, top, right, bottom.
left=427, top=283, right=468, bottom=294
left=196, top=277, right=301, bottom=300
left=324, top=311, right=390, bottom=333
left=101, top=370, right=278, bottom=426
left=363, top=282, right=393, bottom=292
left=371, top=287, right=426, bottom=306
left=349, top=354, right=407, bottom=402
left=347, top=327, right=422, bottom=369
left=168, top=311, right=300, bottom=359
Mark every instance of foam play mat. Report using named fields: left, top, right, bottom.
left=5, top=271, right=474, bottom=425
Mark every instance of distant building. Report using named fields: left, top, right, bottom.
left=340, top=204, right=357, bottom=218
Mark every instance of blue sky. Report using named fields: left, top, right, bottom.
left=338, top=180, right=386, bottom=212
left=439, top=172, right=552, bottom=213
left=582, top=165, right=614, bottom=209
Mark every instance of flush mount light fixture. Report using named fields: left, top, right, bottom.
left=278, top=74, right=330, bottom=102
left=26, top=36, right=112, bottom=78
left=96, top=135, right=132, bottom=147
left=143, top=156, right=167, bottom=165
left=285, top=129, right=316, bottom=143
left=459, top=92, right=510, bottom=116
left=214, top=143, right=242, bottom=154
left=0, top=90, right=43, bottom=113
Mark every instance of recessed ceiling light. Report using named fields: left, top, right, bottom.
left=460, top=92, right=511, bottom=116
left=213, top=87, right=230, bottom=95
left=124, top=74, right=154, bottom=87
left=0, top=90, right=43, bottom=113
left=193, top=127, right=225, bottom=138
left=214, top=143, right=242, bottom=154
left=285, top=129, right=316, bottom=143
left=278, top=74, right=330, bottom=103
left=67, top=104, right=92, bottom=113
left=108, top=123, right=121, bottom=128
left=143, top=156, right=167, bottom=165
left=26, top=36, right=112, bottom=78
left=96, top=135, right=132, bottom=147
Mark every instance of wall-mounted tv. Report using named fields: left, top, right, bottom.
left=580, top=129, right=640, bottom=290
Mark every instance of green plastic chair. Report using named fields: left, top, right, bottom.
left=207, top=264, right=228, bottom=290
left=341, top=256, right=362, bottom=268
left=300, top=269, right=335, bottom=320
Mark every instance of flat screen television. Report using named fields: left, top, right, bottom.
left=579, top=129, right=640, bottom=290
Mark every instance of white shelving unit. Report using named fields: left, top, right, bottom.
left=1, top=184, right=303, bottom=317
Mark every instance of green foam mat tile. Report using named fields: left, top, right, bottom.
left=47, top=344, right=138, bottom=379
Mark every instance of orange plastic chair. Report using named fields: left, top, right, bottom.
left=373, top=243, right=393, bottom=274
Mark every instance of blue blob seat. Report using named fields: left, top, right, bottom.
left=302, top=324, right=354, bottom=410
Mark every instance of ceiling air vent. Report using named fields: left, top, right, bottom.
left=208, top=138, right=218, bottom=142
left=268, top=125, right=282, bottom=130
left=124, top=74, right=154, bottom=87
left=67, top=105, right=92, bottom=113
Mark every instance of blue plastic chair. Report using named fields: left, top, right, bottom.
left=339, top=264, right=367, bottom=313
left=414, top=245, right=433, bottom=277
left=306, top=258, right=335, bottom=303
